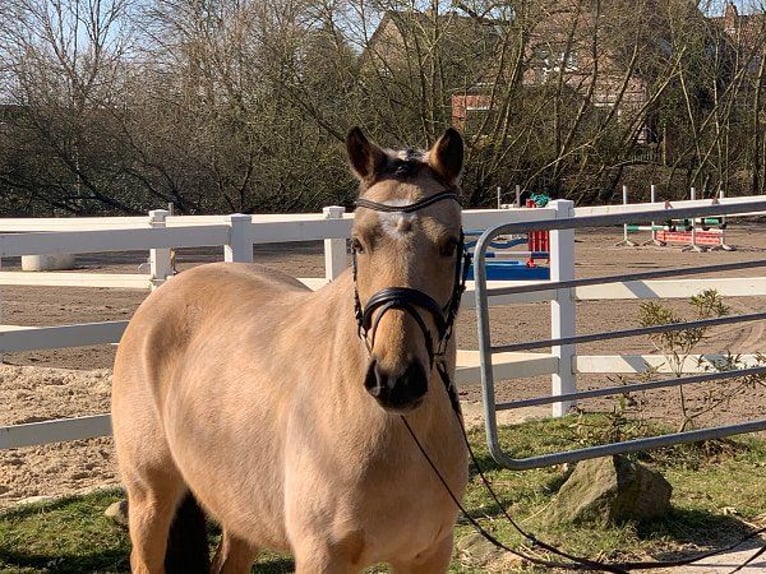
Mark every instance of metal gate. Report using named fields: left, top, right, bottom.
left=473, top=198, right=766, bottom=469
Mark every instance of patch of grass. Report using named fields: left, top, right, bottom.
left=452, top=417, right=766, bottom=572
left=1, top=416, right=765, bottom=573
left=0, top=489, right=129, bottom=573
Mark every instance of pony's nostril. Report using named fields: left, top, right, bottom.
left=365, top=359, right=428, bottom=410
left=364, top=360, right=386, bottom=397
left=394, top=360, right=428, bottom=400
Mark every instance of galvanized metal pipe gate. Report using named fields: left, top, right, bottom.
left=473, top=198, right=766, bottom=470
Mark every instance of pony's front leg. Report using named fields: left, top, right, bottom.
left=210, top=530, right=258, bottom=574
left=291, top=533, right=366, bottom=574
left=390, top=534, right=454, bottom=574
left=293, top=554, right=357, bottom=574
left=125, top=482, right=186, bottom=574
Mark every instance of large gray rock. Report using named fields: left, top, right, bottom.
left=547, top=455, right=672, bottom=525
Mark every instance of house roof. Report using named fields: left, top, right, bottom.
left=364, top=9, right=505, bottom=87
left=709, top=2, right=766, bottom=52
left=366, top=2, right=732, bottom=94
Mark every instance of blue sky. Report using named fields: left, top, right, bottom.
left=713, top=1, right=760, bottom=15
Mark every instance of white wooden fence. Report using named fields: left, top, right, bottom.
left=2, top=194, right=766, bottom=449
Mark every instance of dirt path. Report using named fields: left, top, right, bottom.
left=1, top=224, right=766, bottom=507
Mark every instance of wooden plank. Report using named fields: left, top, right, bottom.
left=462, top=281, right=553, bottom=307
left=249, top=213, right=353, bottom=223
left=297, top=277, right=330, bottom=290
left=0, top=212, right=355, bottom=231
left=0, top=325, right=36, bottom=331
left=462, top=278, right=766, bottom=306
left=576, top=278, right=766, bottom=300
left=576, top=354, right=764, bottom=374
left=249, top=218, right=353, bottom=244
left=0, top=321, right=128, bottom=352
left=0, top=217, right=148, bottom=231
left=0, top=271, right=151, bottom=289
left=0, top=225, right=230, bottom=257
left=0, top=414, right=111, bottom=450
left=455, top=350, right=557, bottom=386
left=463, top=208, right=557, bottom=231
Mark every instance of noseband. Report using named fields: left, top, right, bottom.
left=352, top=190, right=471, bottom=410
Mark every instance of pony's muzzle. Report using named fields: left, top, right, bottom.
left=364, top=358, right=428, bottom=412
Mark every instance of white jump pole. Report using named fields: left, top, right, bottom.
left=650, top=184, right=658, bottom=244
left=616, top=185, right=638, bottom=246
left=516, top=184, right=521, bottom=208
left=715, top=188, right=735, bottom=251
left=643, top=183, right=666, bottom=246
left=683, top=187, right=705, bottom=252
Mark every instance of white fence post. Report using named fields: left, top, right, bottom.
left=0, top=256, right=3, bottom=364
left=225, top=214, right=253, bottom=263
left=550, top=199, right=577, bottom=417
left=149, top=209, right=172, bottom=290
left=323, top=206, right=347, bottom=281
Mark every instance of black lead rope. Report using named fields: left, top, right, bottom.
left=403, top=372, right=766, bottom=573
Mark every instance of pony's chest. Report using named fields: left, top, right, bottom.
left=283, top=414, right=467, bottom=524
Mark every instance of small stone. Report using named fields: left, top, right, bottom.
left=456, top=532, right=524, bottom=572
left=105, top=499, right=129, bottom=527
left=456, top=532, right=500, bottom=563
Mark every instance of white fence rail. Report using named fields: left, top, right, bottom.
left=2, top=195, right=765, bottom=450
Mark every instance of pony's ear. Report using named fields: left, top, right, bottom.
left=347, top=127, right=387, bottom=183
left=428, top=128, right=464, bottom=186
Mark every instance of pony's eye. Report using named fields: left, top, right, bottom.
left=351, top=237, right=365, bottom=254
left=440, top=237, right=459, bottom=258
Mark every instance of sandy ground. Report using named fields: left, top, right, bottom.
left=1, top=225, right=766, bottom=508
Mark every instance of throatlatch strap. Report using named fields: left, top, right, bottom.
left=437, top=362, right=462, bottom=416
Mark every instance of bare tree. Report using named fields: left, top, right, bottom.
left=0, top=0, right=140, bottom=214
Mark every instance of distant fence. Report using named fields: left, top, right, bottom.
left=2, top=195, right=766, bottom=452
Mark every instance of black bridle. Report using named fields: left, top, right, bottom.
left=352, top=190, right=470, bottom=412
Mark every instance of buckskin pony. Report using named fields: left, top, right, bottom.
left=111, top=127, right=470, bottom=573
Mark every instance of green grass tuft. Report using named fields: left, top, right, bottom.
left=2, top=416, right=765, bottom=573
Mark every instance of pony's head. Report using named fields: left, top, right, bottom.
left=347, top=127, right=466, bottom=413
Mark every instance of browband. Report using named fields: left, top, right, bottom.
left=354, top=190, right=461, bottom=213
